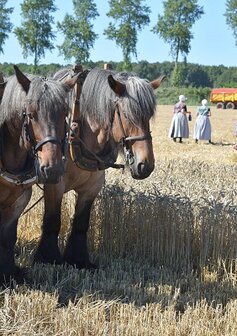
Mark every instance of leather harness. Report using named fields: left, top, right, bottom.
left=0, top=66, right=153, bottom=184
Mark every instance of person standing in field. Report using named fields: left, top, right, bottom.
left=168, top=94, right=189, bottom=143
left=193, top=99, right=212, bottom=144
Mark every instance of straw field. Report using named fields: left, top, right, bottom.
left=1, top=105, right=237, bottom=335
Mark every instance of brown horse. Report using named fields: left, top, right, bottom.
left=0, top=66, right=78, bottom=283
left=35, top=68, right=165, bottom=268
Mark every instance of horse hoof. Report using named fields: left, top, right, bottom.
left=34, top=250, right=63, bottom=265
left=83, top=261, right=98, bottom=270
left=66, top=260, right=98, bottom=270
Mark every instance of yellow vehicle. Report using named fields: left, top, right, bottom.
left=210, top=88, right=237, bottom=109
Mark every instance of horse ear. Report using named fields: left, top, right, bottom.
left=108, top=74, right=126, bottom=96
left=150, top=75, right=166, bottom=90
left=14, top=65, right=31, bottom=93
left=64, top=73, right=80, bottom=89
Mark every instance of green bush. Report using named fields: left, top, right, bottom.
left=156, top=86, right=212, bottom=105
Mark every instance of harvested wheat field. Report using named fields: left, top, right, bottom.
left=1, top=105, right=237, bottom=335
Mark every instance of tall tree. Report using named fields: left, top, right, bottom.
left=225, top=0, right=237, bottom=44
left=57, top=0, right=99, bottom=64
left=0, top=0, right=13, bottom=54
left=104, top=0, right=150, bottom=70
left=14, top=0, right=56, bottom=70
left=152, top=0, right=204, bottom=86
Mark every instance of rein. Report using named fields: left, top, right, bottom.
left=21, top=183, right=44, bottom=217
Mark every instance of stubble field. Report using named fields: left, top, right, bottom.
left=1, top=105, right=237, bottom=335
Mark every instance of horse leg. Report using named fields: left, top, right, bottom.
left=63, top=172, right=104, bottom=269
left=63, top=198, right=94, bottom=269
left=0, top=188, right=32, bottom=285
left=34, top=183, right=64, bottom=265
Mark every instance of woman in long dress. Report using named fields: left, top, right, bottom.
left=168, top=95, right=189, bottom=143
left=193, top=99, right=212, bottom=144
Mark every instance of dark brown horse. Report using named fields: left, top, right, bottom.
left=0, top=66, right=78, bottom=283
left=35, top=68, right=165, bottom=268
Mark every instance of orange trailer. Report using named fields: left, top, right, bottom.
left=210, top=88, right=237, bottom=109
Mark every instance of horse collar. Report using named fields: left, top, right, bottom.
left=0, top=162, right=36, bottom=185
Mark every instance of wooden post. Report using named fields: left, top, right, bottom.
left=104, top=63, right=112, bottom=70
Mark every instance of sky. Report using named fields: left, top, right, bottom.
left=1, top=0, right=237, bottom=67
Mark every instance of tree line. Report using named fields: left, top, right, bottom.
left=0, top=0, right=237, bottom=88
left=1, top=60, right=236, bottom=89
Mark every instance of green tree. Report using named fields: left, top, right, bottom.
left=57, top=0, right=99, bottom=64
left=14, top=0, right=56, bottom=71
left=225, top=0, right=237, bottom=44
left=104, top=0, right=150, bottom=70
left=152, top=0, right=203, bottom=86
left=0, top=0, right=13, bottom=54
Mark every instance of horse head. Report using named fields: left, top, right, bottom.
left=108, top=74, right=165, bottom=180
left=14, top=65, right=79, bottom=184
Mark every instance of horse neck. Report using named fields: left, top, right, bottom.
left=1, top=122, right=29, bottom=173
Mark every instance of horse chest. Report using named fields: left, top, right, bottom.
left=0, top=184, right=24, bottom=209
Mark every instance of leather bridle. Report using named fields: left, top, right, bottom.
left=70, top=99, right=152, bottom=171
left=66, top=66, right=152, bottom=171
left=114, top=102, right=152, bottom=166
left=0, top=109, right=69, bottom=186
left=22, top=108, right=68, bottom=164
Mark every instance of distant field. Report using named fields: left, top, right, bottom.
left=1, top=105, right=237, bottom=335
left=151, top=104, right=237, bottom=163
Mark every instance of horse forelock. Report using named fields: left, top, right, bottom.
left=0, top=75, right=69, bottom=131
left=80, top=68, right=115, bottom=126
left=27, top=77, right=69, bottom=121
left=116, top=74, right=156, bottom=124
left=80, top=68, right=156, bottom=128
left=0, top=74, right=26, bottom=128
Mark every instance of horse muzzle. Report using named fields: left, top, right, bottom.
left=33, top=137, right=67, bottom=184
left=36, top=161, right=64, bottom=184
left=35, top=144, right=66, bottom=184
left=130, top=159, right=154, bottom=180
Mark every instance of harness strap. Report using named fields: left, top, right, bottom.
left=34, top=136, right=62, bottom=151
left=69, top=136, right=124, bottom=171
left=69, top=83, right=124, bottom=171
left=125, top=134, right=152, bottom=142
left=0, top=169, right=36, bottom=185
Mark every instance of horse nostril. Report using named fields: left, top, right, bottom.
left=39, top=163, right=64, bottom=183
left=40, top=165, right=51, bottom=179
left=40, top=165, right=46, bottom=174
left=138, top=162, right=146, bottom=175
left=137, top=161, right=154, bottom=179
